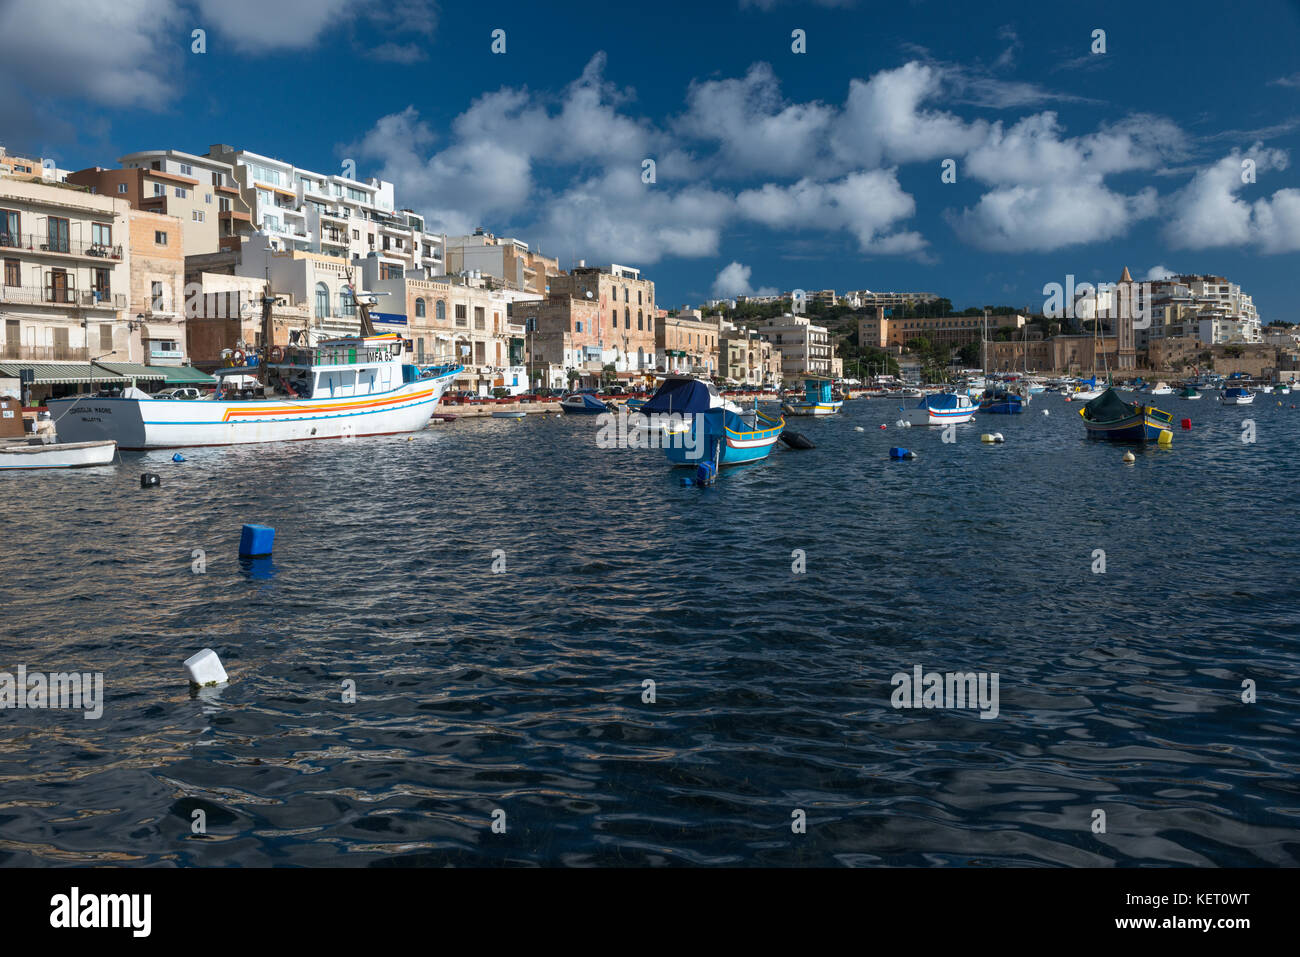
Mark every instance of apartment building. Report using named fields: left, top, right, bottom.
left=719, top=323, right=780, bottom=385
left=842, top=289, right=941, bottom=310
left=126, top=208, right=189, bottom=368
left=444, top=229, right=560, bottom=295
left=747, top=315, right=832, bottom=378
left=656, top=312, right=720, bottom=376
left=547, top=263, right=657, bottom=381
left=68, top=149, right=255, bottom=256
left=0, top=177, right=137, bottom=398
left=182, top=271, right=310, bottom=368
left=0, top=145, right=71, bottom=183
left=857, top=307, right=1021, bottom=353
left=204, top=144, right=445, bottom=278
left=511, top=294, right=604, bottom=391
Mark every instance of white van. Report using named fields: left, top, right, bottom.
left=153, top=387, right=202, bottom=400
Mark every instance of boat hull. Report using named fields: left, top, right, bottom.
left=903, top=406, right=977, bottom=426
left=47, top=377, right=453, bottom=450
left=1079, top=410, right=1173, bottom=442
left=781, top=400, right=843, bottom=416
left=0, top=440, right=117, bottom=469
left=664, top=410, right=784, bottom=466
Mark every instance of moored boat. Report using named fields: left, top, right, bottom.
left=978, top=389, right=1023, bottom=414
left=559, top=391, right=611, bottom=414
left=0, top=439, right=118, bottom=470
left=1079, top=388, right=1173, bottom=442
left=1221, top=387, right=1255, bottom=405
left=640, top=375, right=784, bottom=468
left=903, top=391, right=977, bottom=426
left=781, top=377, right=843, bottom=416
left=1179, top=386, right=1202, bottom=400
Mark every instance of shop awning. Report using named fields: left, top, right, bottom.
left=95, top=363, right=167, bottom=381
left=155, top=365, right=216, bottom=385
left=0, top=362, right=130, bottom=385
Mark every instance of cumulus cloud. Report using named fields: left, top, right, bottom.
left=712, top=262, right=778, bottom=298
left=1146, top=265, right=1177, bottom=280
left=948, top=182, right=1158, bottom=253
left=1162, top=147, right=1300, bottom=253
left=193, top=0, right=438, bottom=56
left=0, top=0, right=184, bottom=109
left=736, top=170, right=925, bottom=253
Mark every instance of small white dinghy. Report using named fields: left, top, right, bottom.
left=0, top=440, right=118, bottom=470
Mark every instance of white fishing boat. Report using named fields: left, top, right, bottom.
left=1221, top=387, right=1255, bottom=405
left=1148, top=381, right=1173, bottom=395
left=0, top=440, right=117, bottom=470
left=47, top=289, right=460, bottom=450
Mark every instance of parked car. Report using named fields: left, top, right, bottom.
left=153, top=387, right=202, bottom=400
left=606, top=385, right=626, bottom=395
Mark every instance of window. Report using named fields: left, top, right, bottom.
left=192, top=210, right=205, bottom=222
left=3, top=259, right=17, bottom=286
left=91, top=268, right=111, bottom=301
left=624, top=307, right=630, bottom=328
left=315, top=282, right=331, bottom=318
left=576, top=321, right=583, bottom=333
left=624, top=287, right=629, bottom=302
left=638, top=310, right=643, bottom=331
left=219, top=197, right=231, bottom=212
left=415, top=298, right=426, bottom=318
left=379, top=263, right=403, bottom=281
left=153, top=184, right=165, bottom=197
left=352, top=230, right=360, bottom=240
left=174, top=187, right=187, bottom=198
left=100, top=324, right=113, bottom=352
left=155, top=231, right=168, bottom=245
left=338, top=290, right=352, bottom=317
left=1, top=209, right=20, bottom=245
left=611, top=310, right=616, bottom=328
left=638, top=290, right=642, bottom=305
left=436, top=300, right=446, bottom=321
left=455, top=304, right=467, bottom=327
left=116, top=183, right=128, bottom=194
left=205, top=193, right=212, bottom=204
left=46, top=217, right=69, bottom=253
left=474, top=306, right=485, bottom=330
left=179, top=163, right=193, bottom=176
left=91, top=223, right=112, bottom=246
left=150, top=281, right=164, bottom=311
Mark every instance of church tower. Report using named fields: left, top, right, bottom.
left=1115, top=266, right=1136, bottom=369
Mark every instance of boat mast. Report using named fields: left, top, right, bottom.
left=259, top=281, right=274, bottom=388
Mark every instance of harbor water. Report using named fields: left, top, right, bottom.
left=1, top=392, right=1297, bottom=866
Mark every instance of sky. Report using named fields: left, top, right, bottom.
left=2, top=0, right=1299, bottom=318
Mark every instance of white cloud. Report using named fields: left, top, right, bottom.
left=1163, top=147, right=1300, bottom=253
left=711, top=262, right=777, bottom=298
left=0, top=0, right=184, bottom=109
left=736, top=170, right=925, bottom=254
left=1145, top=265, right=1176, bottom=280
left=194, top=0, right=439, bottom=56
left=948, top=182, right=1158, bottom=253
left=676, top=63, right=835, bottom=178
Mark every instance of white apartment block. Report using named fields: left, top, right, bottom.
left=205, top=144, right=445, bottom=279
left=1145, top=274, right=1262, bottom=345
left=746, top=314, right=832, bottom=378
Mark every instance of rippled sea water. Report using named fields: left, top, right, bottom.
left=1, top=392, right=1298, bottom=867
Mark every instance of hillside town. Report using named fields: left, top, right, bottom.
left=2, top=140, right=1295, bottom=407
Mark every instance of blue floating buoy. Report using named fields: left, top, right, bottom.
left=140, top=473, right=160, bottom=488
left=889, top=447, right=916, bottom=460
left=239, top=523, right=275, bottom=558
left=172, top=453, right=185, bottom=463
left=695, top=461, right=717, bottom=486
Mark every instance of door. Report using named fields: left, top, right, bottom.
left=47, top=217, right=69, bottom=253
left=48, top=268, right=69, bottom=303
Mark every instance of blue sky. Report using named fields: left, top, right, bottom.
left=3, top=0, right=1299, bottom=318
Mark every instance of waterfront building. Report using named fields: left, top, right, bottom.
left=547, top=263, right=657, bottom=382
left=203, top=144, right=445, bottom=277
left=125, top=208, right=191, bottom=370
left=719, top=323, right=780, bottom=386
left=68, top=149, right=255, bottom=256
left=361, top=261, right=531, bottom=394
left=745, top=314, right=832, bottom=378
left=512, top=293, right=604, bottom=391
left=858, top=308, right=1010, bottom=352
left=443, top=229, right=560, bottom=296
left=182, top=271, right=311, bottom=368
left=657, top=312, right=720, bottom=376
left=0, top=177, right=140, bottom=401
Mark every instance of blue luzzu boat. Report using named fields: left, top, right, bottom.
left=781, top=377, right=843, bottom=416
left=640, top=375, right=784, bottom=468
left=1079, top=388, right=1173, bottom=441
left=902, top=391, right=978, bottom=426
left=978, top=389, right=1023, bottom=414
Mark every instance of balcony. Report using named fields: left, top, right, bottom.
left=0, top=232, right=123, bottom=261
left=0, top=285, right=124, bottom=309
left=0, top=344, right=90, bottom=361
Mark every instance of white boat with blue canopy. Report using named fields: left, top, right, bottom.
left=902, top=391, right=978, bottom=426
left=640, top=375, right=784, bottom=468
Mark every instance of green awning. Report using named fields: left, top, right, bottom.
left=95, top=362, right=167, bottom=381
left=155, top=365, right=216, bottom=385
left=0, top=362, right=131, bottom=385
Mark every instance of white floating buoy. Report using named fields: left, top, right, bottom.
left=184, top=648, right=228, bottom=687
left=994, top=432, right=1004, bottom=443
left=1042, top=409, right=1049, bottom=416
left=895, top=419, right=906, bottom=428
left=854, top=426, right=865, bottom=432
left=1122, top=451, right=1136, bottom=464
